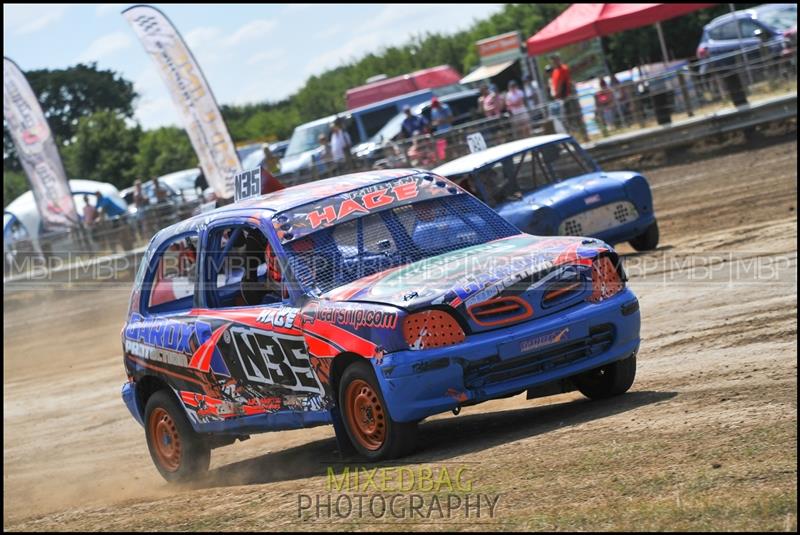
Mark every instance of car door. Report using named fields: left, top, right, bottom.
left=123, top=231, right=210, bottom=410
left=183, top=217, right=328, bottom=424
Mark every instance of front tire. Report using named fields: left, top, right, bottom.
left=573, top=354, right=637, bottom=400
left=144, top=390, right=210, bottom=483
left=338, top=360, right=418, bottom=460
left=629, top=221, right=659, bottom=251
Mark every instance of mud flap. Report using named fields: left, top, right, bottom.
left=330, top=406, right=356, bottom=457
left=526, top=378, right=576, bottom=400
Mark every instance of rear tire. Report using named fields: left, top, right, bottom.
left=629, top=221, right=659, bottom=251
left=338, top=360, right=418, bottom=460
left=144, top=390, right=210, bottom=483
left=573, top=354, right=637, bottom=400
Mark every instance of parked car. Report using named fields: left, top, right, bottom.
left=236, top=143, right=263, bottom=164
left=352, top=89, right=481, bottom=165
left=433, top=134, right=659, bottom=251
left=158, top=168, right=203, bottom=203
left=279, top=114, right=339, bottom=175
left=5, top=179, right=130, bottom=256
left=696, top=3, right=797, bottom=74
left=121, top=168, right=641, bottom=481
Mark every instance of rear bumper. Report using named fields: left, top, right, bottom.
left=373, top=288, right=641, bottom=423
left=121, top=381, right=144, bottom=426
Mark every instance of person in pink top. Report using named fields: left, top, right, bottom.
left=478, top=84, right=501, bottom=118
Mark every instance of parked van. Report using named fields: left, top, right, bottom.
left=352, top=89, right=481, bottom=165
left=346, top=65, right=462, bottom=109
left=280, top=86, right=467, bottom=174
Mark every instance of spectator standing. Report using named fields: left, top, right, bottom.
left=522, top=74, right=544, bottom=121
left=82, top=194, right=98, bottom=227
left=429, top=97, right=453, bottom=134
left=594, top=78, right=616, bottom=135
left=550, top=53, right=588, bottom=141
left=550, top=54, right=572, bottom=100
left=611, top=74, right=633, bottom=127
left=93, top=190, right=126, bottom=253
left=543, top=65, right=554, bottom=100
left=133, top=179, right=149, bottom=209
left=152, top=176, right=168, bottom=203
left=194, top=169, right=208, bottom=197
left=262, top=144, right=281, bottom=175
left=505, top=80, right=527, bottom=114
left=132, top=179, right=149, bottom=240
left=312, top=133, right=333, bottom=180
left=260, top=154, right=286, bottom=194
left=505, top=80, right=531, bottom=138
left=95, top=190, right=126, bottom=219
left=491, top=83, right=507, bottom=115
left=478, top=84, right=501, bottom=118
left=401, top=106, right=429, bottom=139
left=522, top=74, right=540, bottom=109
left=406, top=131, right=437, bottom=168
left=330, top=117, right=353, bottom=171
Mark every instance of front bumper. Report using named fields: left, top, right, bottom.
left=591, top=213, right=656, bottom=246
left=373, top=288, right=641, bottom=423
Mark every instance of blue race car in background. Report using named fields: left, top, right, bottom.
left=121, top=168, right=641, bottom=482
left=433, top=134, right=660, bottom=251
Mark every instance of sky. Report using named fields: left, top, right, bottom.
left=3, top=3, right=504, bottom=130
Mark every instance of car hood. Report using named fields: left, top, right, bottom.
left=320, top=233, right=610, bottom=314
left=517, top=172, right=633, bottom=208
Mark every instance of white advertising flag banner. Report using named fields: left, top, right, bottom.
left=3, top=57, right=79, bottom=230
left=123, top=5, right=240, bottom=199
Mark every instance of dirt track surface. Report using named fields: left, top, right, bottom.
left=4, top=137, right=797, bottom=531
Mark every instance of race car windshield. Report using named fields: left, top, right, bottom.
left=450, top=140, right=596, bottom=207
left=283, top=194, right=520, bottom=296
left=755, top=4, right=796, bottom=31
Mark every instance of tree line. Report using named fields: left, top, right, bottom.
left=4, top=3, right=736, bottom=207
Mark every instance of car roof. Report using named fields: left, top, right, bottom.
left=151, top=169, right=428, bottom=245
left=219, top=168, right=427, bottom=214
left=706, top=8, right=758, bottom=28
left=432, top=134, right=572, bottom=177
left=295, top=113, right=340, bottom=129
left=412, top=88, right=480, bottom=112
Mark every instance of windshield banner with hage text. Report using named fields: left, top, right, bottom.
left=123, top=5, right=241, bottom=199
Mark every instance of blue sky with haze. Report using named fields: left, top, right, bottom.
left=4, top=3, right=503, bottom=130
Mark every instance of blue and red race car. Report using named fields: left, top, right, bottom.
left=121, top=168, right=641, bottom=481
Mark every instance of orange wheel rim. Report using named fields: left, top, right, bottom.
left=149, top=407, right=182, bottom=472
left=344, top=379, right=386, bottom=451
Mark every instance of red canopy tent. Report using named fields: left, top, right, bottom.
left=527, top=3, right=716, bottom=59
